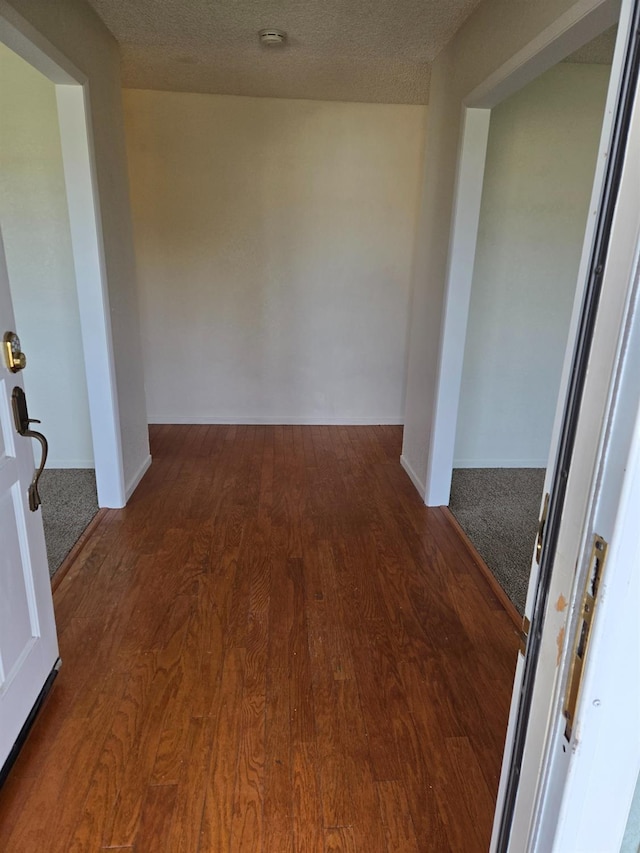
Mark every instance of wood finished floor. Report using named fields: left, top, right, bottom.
left=0, top=425, right=518, bottom=852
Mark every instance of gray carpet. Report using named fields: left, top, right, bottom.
left=449, top=468, right=546, bottom=615
left=40, top=469, right=99, bottom=578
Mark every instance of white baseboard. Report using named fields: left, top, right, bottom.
left=148, top=415, right=405, bottom=426
left=125, top=453, right=152, bottom=501
left=453, top=458, right=547, bottom=468
left=400, top=453, right=426, bottom=498
left=47, top=458, right=95, bottom=469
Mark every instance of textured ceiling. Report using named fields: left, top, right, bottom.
left=85, top=0, right=487, bottom=104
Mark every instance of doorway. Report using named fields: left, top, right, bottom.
left=0, top=10, right=126, bottom=555
left=418, top=0, right=636, bottom=844
left=447, top=36, right=615, bottom=614
left=0, top=43, right=99, bottom=578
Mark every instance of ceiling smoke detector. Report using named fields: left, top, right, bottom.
left=259, top=28, right=287, bottom=47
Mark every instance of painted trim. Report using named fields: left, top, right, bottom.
left=0, top=1, right=81, bottom=84
left=466, top=0, right=620, bottom=109
left=424, top=107, right=491, bottom=506
left=148, top=416, right=405, bottom=426
left=56, top=86, right=125, bottom=510
left=400, top=454, right=426, bottom=496
left=453, top=458, right=547, bottom=469
left=125, top=453, right=152, bottom=502
left=0, top=4, right=127, bottom=511
left=46, top=459, right=95, bottom=469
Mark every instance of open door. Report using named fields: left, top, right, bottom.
left=0, top=227, right=59, bottom=781
left=492, top=0, right=640, bottom=847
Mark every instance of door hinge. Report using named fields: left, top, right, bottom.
left=519, top=615, right=530, bottom=656
left=563, top=534, right=608, bottom=741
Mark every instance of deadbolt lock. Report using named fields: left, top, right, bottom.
left=3, top=331, right=27, bottom=373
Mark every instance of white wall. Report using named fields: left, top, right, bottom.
left=123, top=91, right=426, bottom=425
left=0, top=44, right=94, bottom=467
left=3, top=0, right=150, bottom=494
left=453, top=63, right=610, bottom=468
left=401, top=0, right=616, bottom=495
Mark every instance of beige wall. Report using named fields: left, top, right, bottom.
left=401, top=0, right=614, bottom=492
left=3, top=0, right=149, bottom=492
left=123, top=91, right=426, bottom=424
left=0, top=43, right=94, bottom=467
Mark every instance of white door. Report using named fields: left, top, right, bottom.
left=492, top=0, right=640, bottom=848
left=0, top=227, right=59, bottom=777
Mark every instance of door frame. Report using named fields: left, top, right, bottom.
left=0, top=3, right=125, bottom=508
left=423, top=0, right=621, bottom=507
left=546, top=287, right=640, bottom=849
left=521, top=6, right=640, bottom=841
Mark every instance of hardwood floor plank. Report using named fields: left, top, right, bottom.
left=350, top=630, right=412, bottom=782
left=0, top=426, right=519, bottom=853
left=262, top=554, right=294, bottom=853
left=392, top=712, right=451, bottom=851
left=198, top=647, right=245, bottom=852
left=229, top=550, right=270, bottom=851
left=444, top=736, right=497, bottom=848
left=132, top=783, right=178, bottom=852
left=165, top=716, right=215, bottom=853
left=101, top=593, right=192, bottom=848
left=288, top=557, right=315, bottom=745
left=292, top=739, right=324, bottom=853
left=325, top=825, right=358, bottom=852
left=5, top=673, right=127, bottom=852
left=376, top=780, right=421, bottom=853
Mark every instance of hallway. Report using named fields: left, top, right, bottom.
left=0, top=425, right=518, bottom=851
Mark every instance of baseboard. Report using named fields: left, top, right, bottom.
left=46, top=459, right=95, bottom=469
left=453, top=459, right=547, bottom=469
left=400, top=454, right=426, bottom=498
left=125, top=454, right=152, bottom=501
left=148, top=415, right=405, bottom=426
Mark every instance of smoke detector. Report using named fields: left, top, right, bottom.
left=259, top=28, right=287, bottom=47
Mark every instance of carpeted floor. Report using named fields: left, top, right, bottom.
left=40, top=469, right=99, bottom=578
left=449, top=468, right=546, bottom=615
